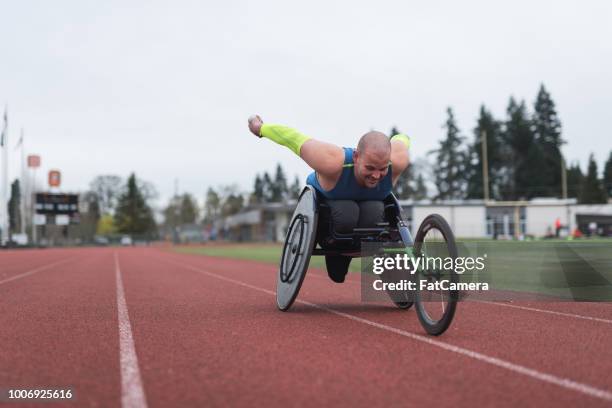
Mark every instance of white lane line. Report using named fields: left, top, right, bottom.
left=161, top=256, right=612, bottom=403
left=114, top=252, right=148, bottom=408
left=0, top=257, right=76, bottom=285
left=295, top=269, right=612, bottom=326
left=480, top=301, right=612, bottom=325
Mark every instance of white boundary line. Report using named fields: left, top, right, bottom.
left=0, top=257, right=76, bottom=285
left=204, top=262, right=612, bottom=326
left=479, top=301, right=612, bottom=325
left=114, top=252, right=148, bottom=408
left=160, top=256, right=612, bottom=403
left=236, top=261, right=612, bottom=327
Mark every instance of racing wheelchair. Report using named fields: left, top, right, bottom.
left=277, top=185, right=459, bottom=336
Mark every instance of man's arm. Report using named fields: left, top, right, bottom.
left=248, top=115, right=344, bottom=180
left=390, top=134, right=411, bottom=185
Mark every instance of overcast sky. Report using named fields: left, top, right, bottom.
left=1, top=0, right=611, bottom=208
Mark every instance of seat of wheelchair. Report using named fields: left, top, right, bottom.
left=312, top=193, right=404, bottom=283
left=314, top=195, right=402, bottom=252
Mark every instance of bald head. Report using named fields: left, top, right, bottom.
left=357, top=131, right=391, bottom=155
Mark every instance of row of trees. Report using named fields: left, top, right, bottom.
left=403, top=84, right=611, bottom=203
left=4, top=173, right=158, bottom=241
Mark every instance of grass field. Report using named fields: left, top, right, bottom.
left=174, top=243, right=363, bottom=272
left=173, top=239, right=612, bottom=300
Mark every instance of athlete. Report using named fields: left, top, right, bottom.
left=248, top=114, right=411, bottom=282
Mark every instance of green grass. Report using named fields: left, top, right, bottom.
left=173, top=244, right=362, bottom=272
left=173, top=240, right=612, bottom=300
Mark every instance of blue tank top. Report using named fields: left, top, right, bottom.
left=306, top=147, right=393, bottom=200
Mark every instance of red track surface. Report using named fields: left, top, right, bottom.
left=1, top=247, right=612, bottom=407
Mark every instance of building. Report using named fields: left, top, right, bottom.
left=219, top=198, right=612, bottom=242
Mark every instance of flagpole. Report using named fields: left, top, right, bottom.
left=19, top=129, right=25, bottom=235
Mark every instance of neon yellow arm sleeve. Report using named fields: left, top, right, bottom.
left=390, top=133, right=411, bottom=149
left=259, top=124, right=311, bottom=156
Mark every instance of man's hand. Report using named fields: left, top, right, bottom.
left=248, top=115, right=263, bottom=137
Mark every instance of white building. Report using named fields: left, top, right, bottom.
left=220, top=198, right=612, bottom=242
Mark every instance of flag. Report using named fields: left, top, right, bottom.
left=0, top=107, right=6, bottom=147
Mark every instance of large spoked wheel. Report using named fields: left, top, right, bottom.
left=414, top=214, right=458, bottom=335
left=276, top=186, right=318, bottom=311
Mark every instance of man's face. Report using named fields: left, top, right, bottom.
left=353, top=148, right=390, bottom=188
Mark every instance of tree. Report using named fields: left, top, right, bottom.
left=114, top=173, right=157, bottom=237
left=533, top=84, right=564, bottom=197
left=89, top=175, right=123, bottom=215
left=138, top=180, right=159, bottom=203
left=222, top=195, right=244, bottom=216
left=203, top=187, right=220, bottom=223
left=466, top=106, right=505, bottom=199
left=579, top=154, right=607, bottom=204
left=289, top=175, right=301, bottom=200
left=262, top=172, right=273, bottom=202
left=251, top=174, right=264, bottom=204
left=502, top=98, right=541, bottom=199
left=77, top=191, right=101, bottom=241
left=413, top=174, right=428, bottom=200
left=97, top=214, right=117, bottom=235
left=7, top=179, right=21, bottom=234
left=566, top=162, right=583, bottom=199
left=271, top=163, right=288, bottom=202
left=603, top=151, right=612, bottom=198
left=163, top=193, right=200, bottom=226
left=431, top=108, right=466, bottom=200
left=180, top=194, right=199, bottom=223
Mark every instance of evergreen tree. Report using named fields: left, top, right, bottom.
left=289, top=175, right=301, bottom=199
left=579, top=154, right=607, bottom=204
left=180, top=193, right=199, bottom=223
left=7, top=179, right=21, bottom=234
left=414, top=174, right=428, bottom=200
left=533, top=84, right=564, bottom=197
left=252, top=174, right=264, bottom=204
left=502, top=98, right=541, bottom=199
left=431, top=108, right=466, bottom=200
left=603, top=151, right=612, bottom=198
left=114, top=173, right=157, bottom=237
left=272, top=163, right=288, bottom=202
left=466, top=106, right=504, bottom=199
left=566, top=162, right=583, bottom=199
left=262, top=172, right=273, bottom=202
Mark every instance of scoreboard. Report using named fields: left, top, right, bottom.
left=35, top=193, right=79, bottom=215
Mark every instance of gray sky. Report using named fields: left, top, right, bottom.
left=1, top=0, right=611, bottom=208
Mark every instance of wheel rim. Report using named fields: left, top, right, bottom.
left=280, top=214, right=306, bottom=283
left=416, top=223, right=456, bottom=325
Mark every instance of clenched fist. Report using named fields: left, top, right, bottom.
left=248, top=115, right=263, bottom=137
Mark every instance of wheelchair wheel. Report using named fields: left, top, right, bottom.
left=276, top=186, right=318, bottom=311
left=381, top=266, right=414, bottom=309
left=413, top=214, right=458, bottom=335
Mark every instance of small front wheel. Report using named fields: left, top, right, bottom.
left=413, top=214, right=459, bottom=335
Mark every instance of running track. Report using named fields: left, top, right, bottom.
left=1, top=247, right=612, bottom=407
